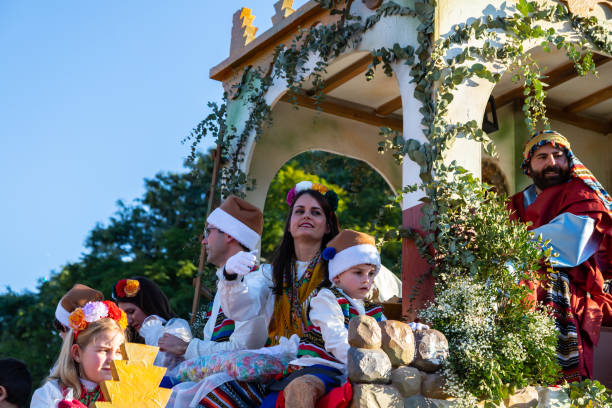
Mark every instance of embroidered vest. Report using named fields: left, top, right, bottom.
left=267, top=256, right=325, bottom=346
left=205, top=301, right=235, bottom=342
left=296, top=287, right=384, bottom=363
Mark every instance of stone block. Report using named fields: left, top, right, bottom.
left=421, top=372, right=451, bottom=400
left=348, top=315, right=382, bottom=349
left=505, top=386, right=538, bottom=407
left=412, top=329, right=449, bottom=373
left=350, top=384, right=403, bottom=408
left=390, top=366, right=423, bottom=397
left=347, top=347, right=392, bottom=384
left=379, top=320, right=416, bottom=366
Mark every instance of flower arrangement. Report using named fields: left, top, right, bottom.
left=68, top=300, right=128, bottom=337
left=286, top=180, right=339, bottom=211
left=114, top=278, right=140, bottom=298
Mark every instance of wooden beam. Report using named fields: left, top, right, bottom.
left=547, top=107, right=611, bottom=134
left=320, top=55, right=373, bottom=94
left=494, top=55, right=611, bottom=109
left=280, top=92, right=403, bottom=131
left=565, top=85, right=612, bottom=113
left=376, top=95, right=402, bottom=116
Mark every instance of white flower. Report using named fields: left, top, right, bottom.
left=295, top=181, right=313, bottom=192
left=82, top=301, right=109, bottom=322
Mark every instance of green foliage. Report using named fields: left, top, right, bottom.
left=564, top=379, right=612, bottom=407
left=261, top=151, right=402, bottom=273
left=0, top=152, right=216, bottom=387
left=417, top=166, right=560, bottom=405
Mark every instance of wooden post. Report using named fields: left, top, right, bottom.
left=190, top=147, right=223, bottom=324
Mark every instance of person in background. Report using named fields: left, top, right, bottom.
left=0, top=358, right=31, bottom=408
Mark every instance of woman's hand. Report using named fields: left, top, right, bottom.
left=158, top=333, right=189, bottom=356
left=224, top=251, right=258, bottom=277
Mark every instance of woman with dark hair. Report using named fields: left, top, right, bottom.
left=113, top=276, right=190, bottom=369
left=218, top=181, right=341, bottom=345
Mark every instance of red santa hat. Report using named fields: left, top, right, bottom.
left=55, top=284, right=104, bottom=327
left=322, top=229, right=381, bottom=280
left=206, top=195, right=263, bottom=250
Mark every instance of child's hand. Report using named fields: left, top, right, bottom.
left=224, top=250, right=258, bottom=277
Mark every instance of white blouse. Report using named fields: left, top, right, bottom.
left=184, top=267, right=269, bottom=359
left=30, top=378, right=98, bottom=408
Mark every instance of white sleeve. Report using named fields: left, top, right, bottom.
left=30, top=380, right=66, bottom=408
left=217, top=264, right=273, bottom=321
left=309, top=289, right=350, bottom=364
left=139, top=315, right=166, bottom=346
left=184, top=315, right=269, bottom=360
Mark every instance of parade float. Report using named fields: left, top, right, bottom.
left=177, top=0, right=612, bottom=405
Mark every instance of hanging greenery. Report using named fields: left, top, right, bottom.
left=184, top=0, right=611, bottom=402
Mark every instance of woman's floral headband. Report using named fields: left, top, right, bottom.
left=68, top=300, right=128, bottom=337
left=114, top=278, right=140, bottom=298
left=286, top=180, right=339, bottom=211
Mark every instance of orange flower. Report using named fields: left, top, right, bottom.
left=124, top=279, right=140, bottom=297
left=118, top=310, right=128, bottom=330
left=311, top=183, right=329, bottom=194
left=68, top=308, right=88, bottom=332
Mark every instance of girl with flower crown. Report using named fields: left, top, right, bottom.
left=31, top=300, right=127, bottom=408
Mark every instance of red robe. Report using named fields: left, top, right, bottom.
left=508, top=178, right=612, bottom=379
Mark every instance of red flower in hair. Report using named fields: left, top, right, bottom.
left=115, top=279, right=127, bottom=298
left=104, top=300, right=122, bottom=321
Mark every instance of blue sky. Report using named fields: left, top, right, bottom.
left=0, top=1, right=306, bottom=293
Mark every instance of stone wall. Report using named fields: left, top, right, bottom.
left=346, top=315, right=571, bottom=408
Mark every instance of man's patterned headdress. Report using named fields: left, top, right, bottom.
left=522, top=130, right=611, bottom=211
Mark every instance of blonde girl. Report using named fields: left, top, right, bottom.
left=31, top=300, right=127, bottom=408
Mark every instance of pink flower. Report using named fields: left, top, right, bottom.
left=286, top=187, right=297, bottom=206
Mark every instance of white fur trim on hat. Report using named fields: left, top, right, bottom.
left=55, top=302, right=71, bottom=327
left=328, top=244, right=381, bottom=280
left=207, top=207, right=261, bottom=250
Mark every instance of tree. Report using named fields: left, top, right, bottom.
left=0, top=152, right=216, bottom=386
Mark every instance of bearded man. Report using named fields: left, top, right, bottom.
left=508, top=130, right=612, bottom=381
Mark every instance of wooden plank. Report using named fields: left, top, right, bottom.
left=565, top=85, right=612, bottom=113
left=547, top=107, right=611, bottom=134
left=281, top=92, right=403, bottom=131
left=376, top=95, right=402, bottom=116
left=494, top=55, right=611, bottom=109
left=320, top=54, right=373, bottom=94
